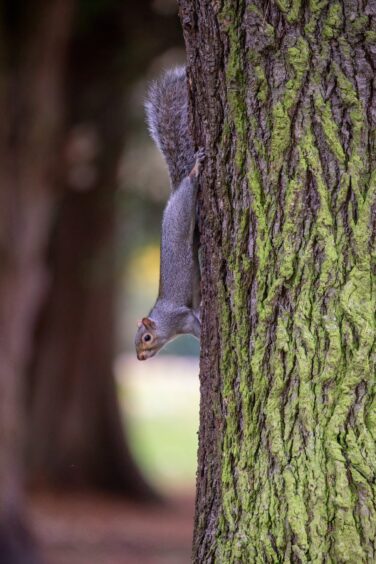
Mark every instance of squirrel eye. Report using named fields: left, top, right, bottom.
left=143, top=333, right=152, bottom=343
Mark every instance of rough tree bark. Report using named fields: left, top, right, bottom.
left=0, top=1, right=73, bottom=561
left=26, top=1, right=182, bottom=495
left=179, top=0, right=376, bottom=561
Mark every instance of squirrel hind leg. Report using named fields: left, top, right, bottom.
left=190, top=147, right=206, bottom=178
left=195, top=147, right=205, bottom=163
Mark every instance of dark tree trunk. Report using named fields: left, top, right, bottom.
left=179, top=0, right=376, bottom=561
left=26, top=189, right=152, bottom=496
left=0, top=1, right=73, bottom=561
left=26, top=1, right=182, bottom=496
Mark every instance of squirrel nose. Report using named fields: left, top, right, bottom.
left=137, top=352, right=146, bottom=361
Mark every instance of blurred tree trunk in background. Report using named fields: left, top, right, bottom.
left=180, top=0, right=376, bottom=561
left=26, top=1, right=181, bottom=495
left=0, top=1, right=73, bottom=561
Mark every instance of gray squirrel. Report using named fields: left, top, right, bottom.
left=135, top=67, right=205, bottom=361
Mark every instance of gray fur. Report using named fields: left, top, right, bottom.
left=135, top=70, right=204, bottom=361
left=145, top=67, right=195, bottom=190
left=159, top=175, right=197, bottom=304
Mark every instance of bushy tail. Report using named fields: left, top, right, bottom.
left=145, top=67, right=195, bottom=190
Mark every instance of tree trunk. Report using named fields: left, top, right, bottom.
left=26, top=1, right=182, bottom=496
left=179, top=1, right=376, bottom=561
left=27, top=189, right=154, bottom=496
left=0, top=1, right=73, bottom=561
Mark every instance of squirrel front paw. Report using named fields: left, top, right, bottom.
left=190, top=147, right=206, bottom=178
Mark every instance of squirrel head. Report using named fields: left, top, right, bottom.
left=134, top=307, right=200, bottom=360
left=134, top=317, right=166, bottom=361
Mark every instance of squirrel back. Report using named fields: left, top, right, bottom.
left=145, top=66, right=195, bottom=190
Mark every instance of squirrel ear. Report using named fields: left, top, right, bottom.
left=142, top=317, right=156, bottom=330
left=137, top=320, right=142, bottom=328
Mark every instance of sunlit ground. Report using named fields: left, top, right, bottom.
left=31, top=492, right=195, bottom=564
left=115, top=354, right=200, bottom=494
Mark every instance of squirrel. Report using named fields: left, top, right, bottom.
left=135, top=67, right=205, bottom=361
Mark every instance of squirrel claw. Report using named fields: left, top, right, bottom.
left=190, top=147, right=206, bottom=177
left=195, top=147, right=206, bottom=163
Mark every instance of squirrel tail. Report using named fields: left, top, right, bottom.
left=145, top=66, right=195, bottom=190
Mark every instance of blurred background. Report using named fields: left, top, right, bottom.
left=0, top=1, right=199, bottom=563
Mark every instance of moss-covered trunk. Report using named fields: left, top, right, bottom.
left=179, top=1, right=376, bottom=561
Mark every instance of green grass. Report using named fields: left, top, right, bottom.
left=126, top=414, right=199, bottom=489
left=116, top=354, right=200, bottom=493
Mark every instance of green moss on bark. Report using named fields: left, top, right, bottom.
left=219, top=0, right=247, bottom=169
left=322, top=2, right=343, bottom=39
left=189, top=0, right=376, bottom=561
left=270, top=37, right=309, bottom=181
